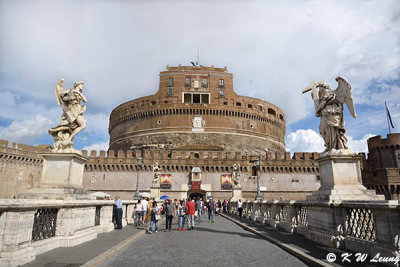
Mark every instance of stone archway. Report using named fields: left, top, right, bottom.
left=188, top=190, right=206, bottom=200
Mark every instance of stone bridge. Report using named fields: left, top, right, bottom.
left=1, top=199, right=399, bottom=266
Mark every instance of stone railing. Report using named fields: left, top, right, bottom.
left=229, top=200, right=400, bottom=258
left=0, top=199, right=137, bottom=266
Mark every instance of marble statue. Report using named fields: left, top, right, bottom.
left=303, top=77, right=356, bottom=154
left=152, top=163, right=160, bottom=187
left=49, top=79, right=87, bottom=153
left=231, top=163, right=241, bottom=188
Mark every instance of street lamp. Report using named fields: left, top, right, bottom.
left=134, top=157, right=142, bottom=199
left=251, top=157, right=263, bottom=201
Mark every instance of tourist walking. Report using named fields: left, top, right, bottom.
left=186, top=197, right=195, bottom=230
left=165, top=199, right=175, bottom=231
left=141, top=197, right=149, bottom=224
left=238, top=199, right=243, bottom=218
left=178, top=200, right=186, bottom=231
left=148, top=202, right=160, bottom=234
left=196, top=197, right=202, bottom=223
left=208, top=199, right=215, bottom=223
left=135, top=200, right=143, bottom=226
left=217, top=200, right=222, bottom=215
left=115, top=196, right=123, bottom=229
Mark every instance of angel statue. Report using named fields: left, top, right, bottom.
left=152, top=163, right=161, bottom=187
left=302, top=77, right=356, bottom=154
left=231, top=163, right=241, bottom=188
left=48, top=79, right=87, bottom=153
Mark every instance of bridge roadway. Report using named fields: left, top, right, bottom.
left=99, top=215, right=307, bottom=267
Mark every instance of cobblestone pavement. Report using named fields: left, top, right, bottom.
left=100, top=215, right=307, bottom=267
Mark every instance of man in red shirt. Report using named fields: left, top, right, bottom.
left=186, top=198, right=195, bottom=230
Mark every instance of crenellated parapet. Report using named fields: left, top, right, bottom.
left=0, top=139, right=46, bottom=165
left=366, top=133, right=400, bottom=169
left=82, top=149, right=321, bottom=175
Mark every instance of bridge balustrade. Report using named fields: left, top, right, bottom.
left=228, top=200, right=400, bottom=258
left=0, top=199, right=137, bottom=266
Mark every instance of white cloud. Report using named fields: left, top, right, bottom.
left=347, top=134, right=375, bottom=154
left=286, top=129, right=324, bottom=152
left=82, top=142, right=109, bottom=153
left=0, top=115, right=52, bottom=144
left=0, top=1, right=399, bottom=148
left=286, top=129, right=375, bottom=153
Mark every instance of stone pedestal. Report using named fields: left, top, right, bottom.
left=306, top=153, right=384, bottom=248
left=150, top=187, right=161, bottom=199
left=307, top=154, right=384, bottom=202
left=230, top=187, right=242, bottom=201
left=18, top=153, right=94, bottom=200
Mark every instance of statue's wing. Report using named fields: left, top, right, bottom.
left=334, top=76, right=356, bottom=118
left=54, top=78, right=65, bottom=106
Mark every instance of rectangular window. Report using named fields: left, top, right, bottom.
left=202, top=78, right=208, bottom=87
left=184, top=93, right=191, bottom=103
left=193, top=94, right=201, bottom=103
left=168, top=77, right=173, bottom=87
left=201, top=94, right=209, bottom=104
left=219, top=90, right=224, bottom=97
left=185, top=77, right=191, bottom=87
left=219, top=79, right=224, bottom=87
left=182, top=93, right=210, bottom=104
left=258, top=105, right=263, bottom=111
left=168, top=88, right=173, bottom=96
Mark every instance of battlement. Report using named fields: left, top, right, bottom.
left=0, top=139, right=49, bottom=158
left=367, top=133, right=400, bottom=150
left=82, top=149, right=320, bottom=163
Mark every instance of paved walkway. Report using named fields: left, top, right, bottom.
left=100, top=215, right=307, bottom=267
left=23, top=223, right=147, bottom=267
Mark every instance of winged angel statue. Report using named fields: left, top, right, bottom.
left=48, top=79, right=87, bottom=153
left=303, top=77, right=356, bottom=154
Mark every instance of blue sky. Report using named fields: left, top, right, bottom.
left=0, top=0, right=399, bottom=154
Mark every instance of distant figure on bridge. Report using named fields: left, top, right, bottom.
left=165, top=199, right=175, bottom=232
left=178, top=200, right=186, bottom=231
left=115, top=196, right=123, bottom=229
left=208, top=199, right=215, bottom=223
left=134, top=200, right=143, bottom=227
left=186, top=198, right=195, bottom=230
left=196, top=197, right=203, bottom=223
left=148, top=202, right=160, bottom=234
left=141, top=197, right=149, bottom=224
left=238, top=199, right=243, bottom=218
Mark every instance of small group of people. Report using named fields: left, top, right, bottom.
left=144, top=197, right=231, bottom=234
left=114, top=196, right=232, bottom=232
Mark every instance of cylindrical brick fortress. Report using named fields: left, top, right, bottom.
left=109, top=65, right=286, bottom=154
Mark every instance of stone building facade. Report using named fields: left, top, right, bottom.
left=0, top=64, right=330, bottom=200
left=362, top=133, right=400, bottom=200
left=109, top=65, right=286, bottom=154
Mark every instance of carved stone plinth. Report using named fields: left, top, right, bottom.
left=150, top=187, right=161, bottom=199
left=18, top=153, right=94, bottom=200
left=230, top=187, right=242, bottom=201
left=307, top=154, right=384, bottom=202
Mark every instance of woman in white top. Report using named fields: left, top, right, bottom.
left=135, top=200, right=144, bottom=226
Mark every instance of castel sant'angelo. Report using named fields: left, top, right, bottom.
left=2, top=64, right=327, bottom=200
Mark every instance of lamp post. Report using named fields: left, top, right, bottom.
left=134, top=157, right=142, bottom=200
left=252, top=157, right=263, bottom=201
